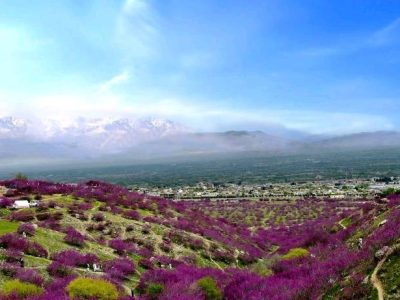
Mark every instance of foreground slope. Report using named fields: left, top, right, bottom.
left=0, top=179, right=399, bottom=299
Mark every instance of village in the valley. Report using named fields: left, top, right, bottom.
left=131, top=177, right=400, bottom=200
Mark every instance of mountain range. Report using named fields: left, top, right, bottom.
left=0, top=116, right=399, bottom=168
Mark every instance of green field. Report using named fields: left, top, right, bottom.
left=11, top=148, right=400, bottom=187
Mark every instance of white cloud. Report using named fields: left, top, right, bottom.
left=98, top=71, right=130, bottom=93
left=0, top=87, right=394, bottom=135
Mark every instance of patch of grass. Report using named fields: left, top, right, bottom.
left=31, top=227, right=71, bottom=255
left=282, top=248, right=309, bottom=260
left=151, top=224, right=165, bottom=235
left=372, top=212, right=388, bottom=228
left=322, top=283, right=340, bottom=300
left=145, top=283, right=164, bottom=299
left=23, top=255, right=52, bottom=281
left=0, top=209, right=11, bottom=218
left=251, top=258, right=275, bottom=276
left=0, top=220, right=19, bottom=235
left=24, top=255, right=51, bottom=267
left=339, top=217, right=352, bottom=228
left=379, top=248, right=400, bottom=297
left=197, top=276, right=222, bottom=300
left=44, top=194, right=77, bottom=206
left=370, top=287, right=379, bottom=300
left=85, top=240, right=116, bottom=260
left=138, top=209, right=154, bottom=217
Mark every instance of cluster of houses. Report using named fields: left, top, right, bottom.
left=133, top=179, right=382, bottom=200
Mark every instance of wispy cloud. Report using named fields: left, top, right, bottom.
left=0, top=27, right=48, bottom=55
left=116, top=0, right=158, bottom=59
left=98, top=71, right=130, bottom=93
left=368, top=17, right=400, bottom=46
left=299, top=16, right=400, bottom=58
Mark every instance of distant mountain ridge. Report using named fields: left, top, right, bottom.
left=0, top=116, right=187, bottom=155
left=308, top=131, right=400, bottom=150
left=0, top=116, right=399, bottom=166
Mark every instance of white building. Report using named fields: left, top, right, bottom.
left=12, top=200, right=30, bottom=209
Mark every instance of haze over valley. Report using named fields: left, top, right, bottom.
left=1, top=115, right=400, bottom=172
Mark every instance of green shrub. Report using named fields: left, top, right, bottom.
left=1, top=279, right=43, bottom=298
left=146, top=283, right=164, bottom=299
left=66, top=277, right=118, bottom=300
left=339, top=217, right=352, bottom=228
left=197, top=276, right=222, bottom=300
left=15, top=172, right=28, bottom=180
left=251, top=258, right=275, bottom=276
left=282, top=247, right=309, bottom=260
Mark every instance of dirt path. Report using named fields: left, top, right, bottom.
left=370, top=244, right=400, bottom=300
left=371, top=256, right=387, bottom=300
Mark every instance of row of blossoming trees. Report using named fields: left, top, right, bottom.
left=0, top=178, right=399, bottom=299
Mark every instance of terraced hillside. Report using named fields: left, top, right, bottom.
left=0, top=179, right=399, bottom=299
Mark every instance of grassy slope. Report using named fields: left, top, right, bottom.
left=378, top=248, right=400, bottom=299
left=0, top=220, right=18, bottom=235
left=0, top=193, right=229, bottom=292
left=1, top=189, right=399, bottom=299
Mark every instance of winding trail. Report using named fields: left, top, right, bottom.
left=370, top=244, right=400, bottom=300
left=371, top=255, right=388, bottom=300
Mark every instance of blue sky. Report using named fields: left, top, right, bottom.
left=0, top=0, right=400, bottom=134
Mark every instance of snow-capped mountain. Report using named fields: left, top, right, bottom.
left=0, top=116, right=187, bottom=155
left=2, top=115, right=399, bottom=168
left=0, top=117, right=29, bottom=138
left=0, top=116, right=298, bottom=163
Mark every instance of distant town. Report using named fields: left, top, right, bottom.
left=131, top=176, right=400, bottom=200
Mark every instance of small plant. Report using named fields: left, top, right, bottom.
left=64, top=227, right=85, bottom=247
left=47, top=261, right=72, bottom=277
left=160, top=241, right=172, bottom=253
left=104, top=257, right=135, bottom=281
left=16, top=268, right=44, bottom=286
left=139, top=258, right=154, bottom=270
left=15, top=173, right=28, bottom=180
left=66, top=277, right=118, bottom=300
left=146, top=283, right=164, bottom=299
left=0, top=233, right=28, bottom=252
left=281, top=248, right=310, bottom=260
left=109, top=239, right=130, bottom=255
left=25, top=241, right=48, bottom=258
left=92, top=212, right=105, bottom=222
left=123, top=210, right=141, bottom=221
left=10, top=210, right=35, bottom=222
left=52, top=249, right=98, bottom=267
left=197, top=276, right=222, bottom=300
left=0, top=198, right=13, bottom=208
left=17, top=223, right=35, bottom=236
left=1, top=279, right=43, bottom=298
left=36, top=212, right=50, bottom=220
